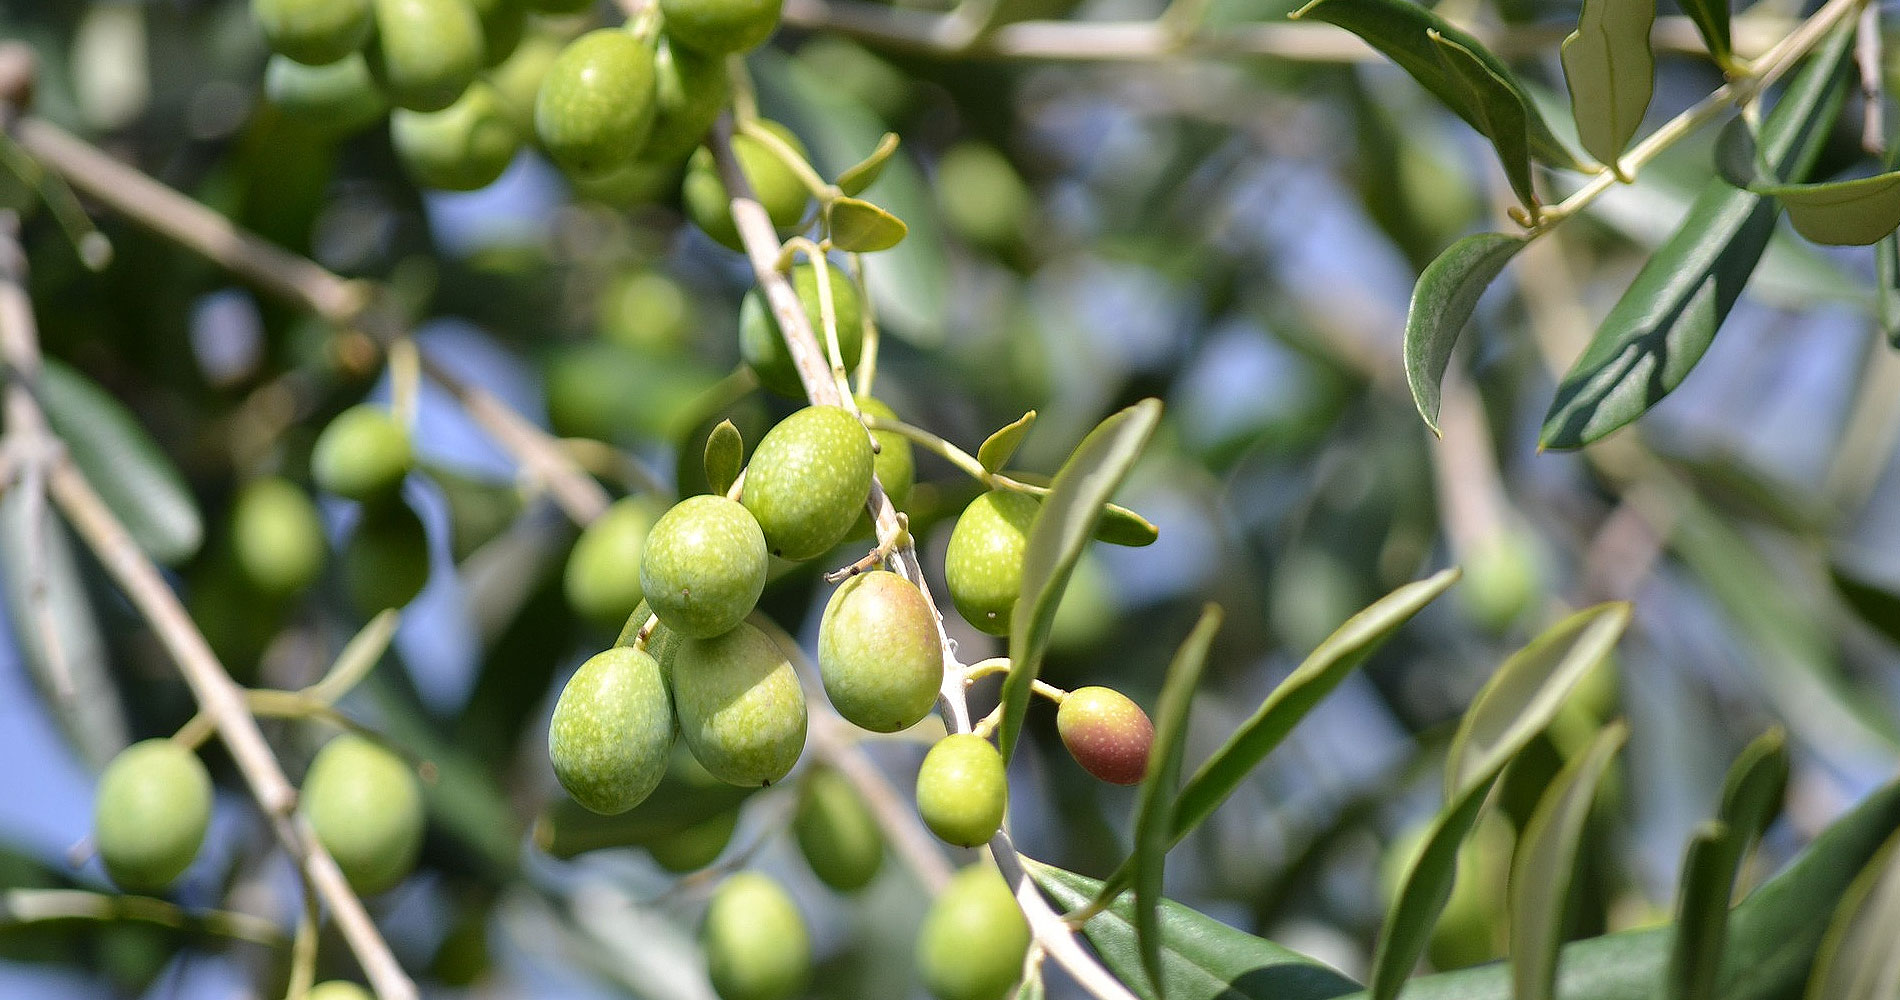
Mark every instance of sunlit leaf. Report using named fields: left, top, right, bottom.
left=836, top=131, right=899, bottom=196
left=1760, top=173, right=1900, bottom=246
left=1560, top=0, right=1655, bottom=169
left=1509, top=721, right=1627, bottom=1000
left=704, top=419, right=744, bottom=497
left=828, top=196, right=908, bottom=252
left=1095, top=502, right=1160, bottom=547
left=1805, top=830, right=1900, bottom=1000
left=979, top=411, right=1037, bottom=475
left=1404, top=233, right=1527, bottom=433
left=1666, top=728, right=1788, bottom=1000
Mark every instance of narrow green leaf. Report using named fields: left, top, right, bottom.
left=1404, top=233, right=1528, bottom=433
left=1509, top=721, right=1628, bottom=1000
left=704, top=419, right=744, bottom=497
left=37, top=360, right=202, bottom=564
left=1426, top=31, right=1542, bottom=210
left=1000, top=399, right=1162, bottom=761
left=1368, top=776, right=1495, bottom=1000
left=1877, top=230, right=1900, bottom=347
left=1446, top=602, right=1630, bottom=800
left=979, top=411, right=1037, bottom=475
left=1133, top=605, right=1225, bottom=998
left=1759, top=173, right=1900, bottom=246
left=1539, top=24, right=1855, bottom=449
left=1290, top=0, right=1581, bottom=171
left=1028, top=859, right=1363, bottom=1000
left=828, top=196, right=909, bottom=252
left=837, top=131, right=899, bottom=196
left=1559, top=0, right=1656, bottom=169
left=1678, top=0, right=1732, bottom=68
left=1805, top=830, right=1900, bottom=1000
left=1718, top=727, right=1789, bottom=844
left=1096, top=502, right=1160, bottom=547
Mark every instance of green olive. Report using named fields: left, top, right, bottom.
left=738, top=264, right=862, bottom=398
left=307, top=983, right=373, bottom=1000
left=916, top=864, right=1030, bottom=1000
left=549, top=647, right=676, bottom=815
left=817, top=570, right=939, bottom=732
left=265, top=54, right=387, bottom=134
left=914, top=733, right=1006, bottom=848
left=311, top=404, right=412, bottom=502
left=856, top=396, right=912, bottom=508
left=1461, top=530, right=1543, bottom=634
left=702, top=872, right=811, bottom=1000
left=639, top=495, right=769, bottom=638
left=302, top=734, right=425, bottom=895
left=252, top=0, right=372, bottom=66
left=640, top=35, right=729, bottom=165
left=599, top=270, right=694, bottom=356
left=528, top=0, right=594, bottom=11
left=93, top=740, right=212, bottom=892
left=342, top=500, right=431, bottom=613
left=681, top=121, right=810, bottom=251
left=485, top=29, right=563, bottom=133
left=391, top=81, right=521, bottom=191
left=659, top=0, right=782, bottom=55
left=934, top=141, right=1032, bottom=250
left=534, top=28, right=658, bottom=178
left=230, top=476, right=326, bottom=597
left=565, top=497, right=661, bottom=629
left=465, top=0, right=526, bottom=65
left=647, top=808, right=739, bottom=871
left=1055, top=686, right=1153, bottom=786
left=367, top=0, right=485, bottom=113
left=739, top=405, right=874, bottom=561
left=793, top=768, right=884, bottom=892
left=672, top=621, right=807, bottom=786
left=943, top=490, right=1039, bottom=637
left=568, top=156, right=680, bottom=208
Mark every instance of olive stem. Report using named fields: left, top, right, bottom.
left=845, top=253, right=880, bottom=397
left=559, top=438, right=674, bottom=500
left=782, top=237, right=857, bottom=402
left=738, top=118, right=840, bottom=203
left=283, top=874, right=320, bottom=1000
left=0, top=889, right=286, bottom=947
left=963, top=657, right=1013, bottom=682
left=824, top=514, right=907, bottom=582
left=388, top=336, right=422, bottom=429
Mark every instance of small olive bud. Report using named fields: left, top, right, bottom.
left=915, top=733, right=1006, bottom=848
left=1055, top=686, right=1154, bottom=786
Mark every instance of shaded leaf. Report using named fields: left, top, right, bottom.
left=979, top=411, right=1037, bottom=475
left=1509, top=721, right=1628, bottom=1000
left=1404, top=233, right=1528, bottom=433
left=1718, top=727, right=1789, bottom=844
left=999, top=399, right=1162, bottom=760
left=1877, top=230, right=1900, bottom=346
left=1805, top=830, right=1900, bottom=1000
left=704, top=419, right=744, bottom=497
left=1426, top=30, right=1543, bottom=209
left=836, top=131, right=899, bottom=196
left=1560, top=0, right=1656, bottom=168
left=828, top=196, right=908, bottom=252
left=1760, top=173, right=1900, bottom=246
left=1679, top=0, right=1732, bottom=68
left=1666, top=728, right=1788, bottom=1000
left=1368, top=775, right=1494, bottom=1000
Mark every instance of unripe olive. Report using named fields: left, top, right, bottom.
left=673, top=621, right=808, bottom=786
left=600, top=270, right=693, bottom=356
left=640, top=36, right=729, bottom=165
left=391, top=81, right=521, bottom=191
left=252, top=0, right=371, bottom=66
left=534, top=29, right=657, bottom=178
left=818, top=571, right=939, bottom=732
left=681, top=121, right=809, bottom=251
left=308, top=983, right=373, bottom=1000
left=549, top=647, right=675, bottom=815
left=1461, top=530, right=1543, bottom=634
left=647, top=808, right=738, bottom=871
left=702, top=873, right=810, bottom=1000
left=616, top=599, right=681, bottom=673
left=466, top=0, right=526, bottom=65
left=565, top=497, right=660, bottom=629
left=229, top=477, right=326, bottom=597
left=639, top=495, right=769, bottom=638
left=943, top=490, right=1039, bottom=637
left=302, top=734, right=425, bottom=895
left=916, top=865, right=1030, bottom=1000
left=311, top=404, right=412, bottom=502
left=935, top=141, right=1032, bottom=251
left=740, top=405, right=874, bottom=561
left=265, top=54, right=387, bottom=134
left=485, top=30, right=563, bottom=132
left=660, top=0, right=782, bottom=55
left=738, top=264, right=862, bottom=398
left=529, top=0, right=594, bottom=11
left=367, top=0, right=485, bottom=113
left=915, top=733, right=1006, bottom=847
left=93, top=740, right=212, bottom=892
left=343, top=500, right=431, bottom=613
left=793, top=768, right=883, bottom=892
left=857, top=396, right=913, bottom=508
left=569, top=157, right=679, bottom=208
left=1056, top=687, right=1153, bottom=786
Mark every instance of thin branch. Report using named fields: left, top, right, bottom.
left=0, top=888, right=286, bottom=947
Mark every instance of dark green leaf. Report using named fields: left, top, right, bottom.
left=705, top=419, right=744, bottom=497
left=1425, top=31, right=1542, bottom=209
left=1877, top=230, right=1900, bottom=346
left=828, top=196, right=909, bottom=252
left=1678, top=0, right=1732, bottom=68
left=1028, top=860, right=1362, bottom=1000
left=1718, top=727, right=1789, bottom=844
left=1509, top=721, right=1628, bottom=1000
left=1560, top=0, right=1655, bottom=168
left=1666, top=728, right=1788, bottom=1000
left=836, top=131, right=900, bottom=196
left=1368, top=776, right=1494, bottom=1000
left=1000, top=399, right=1162, bottom=760
left=1805, top=830, right=1900, bottom=1000
left=37, top=360, right=202, bottom=564
left=1539, top=24, right=1855, bottom=449
left=979, top=411, right=1037, bottom=475
left=1132, top=605, right=1225, bottom=997
left=1095, top=501, right=1160, bottom=547
left=1404, top=233, right=1528, bottom=433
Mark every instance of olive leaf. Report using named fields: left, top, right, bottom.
left=1404, top=233, right=1528, bottom=434
left=1133, top=605, right=1225, bottom=998
left=837, top=132, right=899, bottom=196
left=979, top=411, right=1037, bottom=474
left=704, top=419, right=744, bottom=497
left=1425, top=30, right=1543, bottom=210
left=828, top=196, right=908, bottom=252
left=1509, top=721, right=1628, bottom=1000
left=1805, top=829, right=1900, bottom=1000
left=1559, top=0, right=1655, bottom=170
left=1539, top=23, right=1854, bottom=449
left=1368, top=777, right=1495, bottom=1000
left=999, top=399, right=1162, bottom=761
left=1878, top=230, right=1900, bottom=347
left=1678, top=0, right=1733, bottom=69
left=998, top=472, right=1158, bottom=547
left=1715, top=115, right=1900, bottom=246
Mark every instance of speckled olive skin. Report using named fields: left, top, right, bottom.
left=641, top=36, right=728, bottom=165
left=739, top=265, right=862, bottom=397
left=818, top=571, right=940, bottom=732
left=701, top=872, right=811, bottom=1000
left=367, top=0, right=485, bottom=113
left=343, top=500, right=431, bottom=613
left=740, top=406, right=874, bottom=561
left=93, top=740, right=212, bottom=892
left=266, top=54, right=387, bottom=134
left=943, top=490, right=1040, bottom=636
left=534, top=29, right=656, bottom=177
left=230, top=477, right=326, bottom=596
left=1055, top=686, right=1154, bottom=786
left=302, top=735, right=425, bottom=895
left=307, top=983, right=372, bottom=1000
left=640, top=495, right=768, bottom=638
left=673, top=621, right=808, bottom=786
left=252, top=0, right=371, bottom=66
left=915, top=733, right=1006, bottom=847
left=659, top=0, right=782, bottom=55
left=916, top=865, right=1030, bottom=1000
left=793, top=768, right=884, bottom=892
left=549, top=647, right=675, bottom=815
left=682, top=121, right=809, bottom=250
left=312, top=404, right=412, bottom=502
left=565, top=497, right=659, bottom=629
left=647, top=808, right=738, bottom=871
left=392, top=81, right=521, bottom=191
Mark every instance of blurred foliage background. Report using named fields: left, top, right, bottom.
left=4, top=0, right=1900, bottom=996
